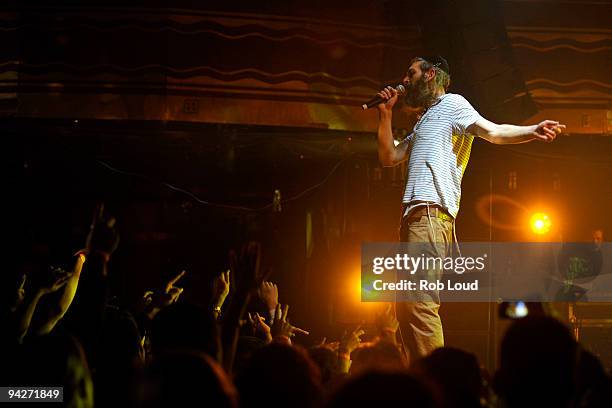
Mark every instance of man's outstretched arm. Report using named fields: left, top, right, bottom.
left=469, top=117, right=565, bottom=145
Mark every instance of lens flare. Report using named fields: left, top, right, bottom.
left=530, top=212, right=551, bottom=234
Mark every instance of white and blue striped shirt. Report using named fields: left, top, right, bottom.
left=401, top=93, right=482, bottom=218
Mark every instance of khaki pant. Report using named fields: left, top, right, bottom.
left=396, top=213, right=454, bottom=362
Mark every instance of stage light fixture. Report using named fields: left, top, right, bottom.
left=530, top=212, right=551, bottom=235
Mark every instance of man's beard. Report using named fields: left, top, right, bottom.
left=404, top=76, right=438, bottom=108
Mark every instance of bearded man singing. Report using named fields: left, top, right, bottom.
left=375, top=56, right=565, bottom=361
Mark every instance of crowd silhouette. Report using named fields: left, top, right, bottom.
left=2, top=210, right=611, bottom=408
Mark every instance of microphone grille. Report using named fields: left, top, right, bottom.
left=396, top=84, right=406, bottom=95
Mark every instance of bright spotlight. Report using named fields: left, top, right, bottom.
left=530, top=212, right=551, bottom=234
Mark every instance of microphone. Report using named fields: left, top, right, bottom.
left=361, top=84, right=406, bottom=110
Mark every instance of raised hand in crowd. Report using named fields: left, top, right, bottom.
left=212, top=269, right=230, bottom=318
left=257, top=281, right=278, bottom=321
left=314, top=337, right=340, bottom=353
left=59, top=206, right=120, bottom=368
left=143, top=270, right=186, bottom=320
left=85, top=204, right=119, bottom=261
left=31, top=253, right=86, bottom=336
left=32, top=266, right=73, bottom=296
left=376, top=304, right=399, bottom=344
left=247, top=312, right=272, bottom=343
left=270, top=303, right=309, bottom=345
left=340, top=325, right=365, bottom=355
left=222, top=241, right=265, bottom=371
left=13, top=265, right=74, bottom=342
left=165, top=269, right=186, bottom=299
left=338, top=325, right=365, bottom=373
